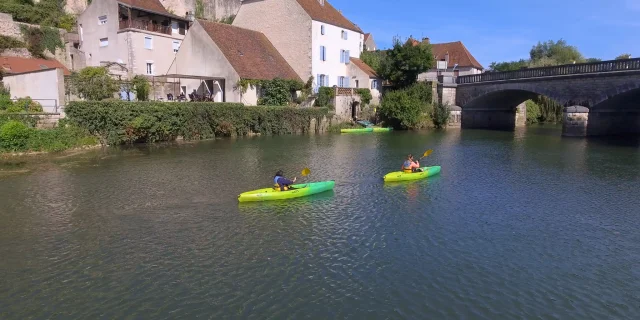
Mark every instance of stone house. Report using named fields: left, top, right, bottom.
left=363, top=33, right=377, bottom=51
left=76, top=0, right=191, bottom=81
left=232, top=0, right=365, bottom=92
left=416, top=38, right=484, bottom=81
left=166, top=20, right=301, bottom=104
left=348, top=57, right=382, bottom=105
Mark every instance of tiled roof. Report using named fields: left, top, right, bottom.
left=364, top=33, right=371, bottom=41
left=350, top=57, right=378, bottom=78
left=428, top=40, right=484, bottom=70
left=118, top=0, right=188, bottom=20
left=295, top=0, right=363, bottom=33
left=1, top=56, right=70, bottom=76
left=197, top=20, right=301, bottom=81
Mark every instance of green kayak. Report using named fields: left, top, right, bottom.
left=373, top=127, right=393, bottom=132
left=238, top=180, right=335, bottom=202
left=341, top=128, right=373, bottom=133
left=383, top=166, right=441, bottom=182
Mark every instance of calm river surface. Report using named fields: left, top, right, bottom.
left=1, top=125, right=640, bottom=319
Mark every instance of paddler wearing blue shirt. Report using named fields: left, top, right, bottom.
left=274, top=170, right=297, bottom=191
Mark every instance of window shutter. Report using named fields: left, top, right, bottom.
left=345, top=32, right=348, bottom=40
left=317, top=74, right=321, bottom=88
left=346, top=77, right=350, bottom=88
left=325, top=75, right=329, bottom=87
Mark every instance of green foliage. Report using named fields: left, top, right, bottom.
left=523, top=96, right=562, bottom=123
left=195, top=0, right=205, bottom=19
left=131, top=75, right=150, bottom=101
left=431, top=102, right=450, bottom=129
left=0, top=35, right=26, bottom=52
left=0, top=0, right=72, bottom=30
left=327, top=122, right=359, bottom=133
left=360, top=50, right=385, bottom=75
left=218, top=15, right=236, bottom=24
left=379, top=38, right=434, bottom=89
left=0, top=84, right=12, bottom=111
left=314, top=87, right=335, bottom=108
left=258, top=78, right=293, bottom=106
left=356, top=88, right=372, bottom=105
left=525, top=100, right=541, bottom=124
left=616, top=53, right=632, bottom=60
left=0, top=120, right=31, bottom=151
left=379, top=82, right=432, bottom=129
left=69, top=67, right=119, bottom=101
left=19, top=25, right=63, bottom=58
left=585, top=58, right=602, bottom=63
left=64, top=101, right=331, bottom=145
left=489, top=39, right=587, bottom=71
left=13, top=97, right=43, bottom=113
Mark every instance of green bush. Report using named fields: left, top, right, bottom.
left=315, top=87, right=335, bottom=108
left=68, top=67, right=120, bottom=101
left=0, top=35, right=26, bottom=52
left=0, top=120, right=32, bottom=151
left=525, top=99, right=541, bottom=124
left=131, top=75, right=150, bottom=101
left=258, top=78, right=291, bottom=106
left=13, top=97, right=43, bottom=113
left=65, top=101, right=331, bottom=145
left=356, top=88, right=372, bottom=105
left=379, top=82, right=432, bottom=129
left=431, top=102, right=451, bottom=129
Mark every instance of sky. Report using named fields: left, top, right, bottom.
left=330, top=0, right=640, bottom=68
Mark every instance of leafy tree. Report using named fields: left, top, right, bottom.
left=379, top=82, right=432, bottom=129
left=489, top=59, right=529, bottom=72
left=585, top=58, right=602, bottom=63
left=131, top=75, right=150, bottom=101
left=616, top=53, right=632, bottom=60
left=360, top=50, right=385, bottom=75
left=379, top=38, right=434, bottom=89
left=431, top=102, right=450, bottom=129
left=529, top=39, right=584, bottom=65
left=69, top=67, right=119, bottom=101
left=258, top=78, right=291, bottom=106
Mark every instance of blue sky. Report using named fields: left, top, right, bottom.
left=332, top=0, right=640, bottom=68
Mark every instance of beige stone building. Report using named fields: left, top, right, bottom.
left=416, top=38, right=484, bottom=81
left=363, top=33, right=377, bottom=51
left=76, top=0, right=191, bottom=81
left=166, top=20, right=301, bottom=104
left=349, top=57, right=382, bottom=105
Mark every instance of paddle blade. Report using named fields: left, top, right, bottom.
left=422, top=149, right=433, bottom=158
left=301, top=168, right=311, bottom=176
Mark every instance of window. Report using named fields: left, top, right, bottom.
left=144, top=36, right=153, bottom=50
left=146, top=62, right=154, bottom=75
left=99, top=38, right=108, bottom=47
left=345, top=50, right=350, bottom=64
left=98, top=15, right=107, bottom=25
left=341, top=30, right=348, bottom=40
left=317, top=74, right=329, bottom=88
left=338, top=76, right=344, bottom=87
left=320, top=46, right=326, bottom=61
left=79, top=24, right=83, bottom=41
left=371, top=80, right=379, bottom=90
left=355, top=80, right=359, bottom=88
left=171, top=21, right=179, bottom=34
left=321, top=25, right=325, bottom=35
left=340, top=50, right=350, bottom=64
left=172, top=40, right=181, bottom=53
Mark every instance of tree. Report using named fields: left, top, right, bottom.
left=489, top=59, right=529, bottom=72
left=616, top=53, right=632, bottom=60
left=585, top=58, right=602, bottom=63
left=379, top=82, right=432, bottom=129
left=379, top=38, right=434, bottom=89
left=131, top=75, right=150, bottom=101
left=360, top=50, right=385, bottom=75
left=69, top=67, right=119, bottom=101
left=529, top=39, right=584, bottom=65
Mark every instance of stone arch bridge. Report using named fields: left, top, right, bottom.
left=451, top=59, right=640, bottom=136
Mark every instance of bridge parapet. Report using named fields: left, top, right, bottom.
left=457, top=58, right=640, bottom=84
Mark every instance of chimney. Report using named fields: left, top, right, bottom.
left=422, top=37, right=430, bottom=44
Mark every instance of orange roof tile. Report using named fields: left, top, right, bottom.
left=350, top=57, right=378, bottom=78
left=1, top=56, right=70, bottom=76
left=428, top=40, right=483, bottom=70
left=295, top=0, right=363, bottom=33
left=197, top=20, right=301, bottom=81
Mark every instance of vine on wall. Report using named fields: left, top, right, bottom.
left=19, top=25, right=64, bottom=58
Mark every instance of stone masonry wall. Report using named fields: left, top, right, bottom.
left=456, top=71, right=640, bottom=109
left=160, top=0, right=241, bottom=20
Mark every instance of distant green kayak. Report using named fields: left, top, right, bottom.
left=383, top=166, right=441, bottom=182
left=373, top=127, right=393, bottom=132
left=238, top=180, right=335, bottom=202
left=341, top=128, right=373, bottom=133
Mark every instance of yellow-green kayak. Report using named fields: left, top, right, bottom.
left=373, top=127, right=393, bottom=132
left=238, top=180, right=335, bottom=202
left=383, top=166, right=441, bottom=182
left=341, top=128, right=373, bottom=133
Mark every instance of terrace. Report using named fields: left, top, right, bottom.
left=118, top=5, right=189, bottom=36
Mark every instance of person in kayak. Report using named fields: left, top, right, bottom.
left=274, top=170, right=297, bottom=191
left=402, top=154, right=423, bottom=173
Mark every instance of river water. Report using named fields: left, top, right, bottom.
left=1, top=125, right=639, bottom=319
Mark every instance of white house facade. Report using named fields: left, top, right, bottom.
left=312, top=20, right=363, bottom=90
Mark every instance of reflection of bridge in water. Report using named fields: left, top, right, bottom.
left=444, top=59, right=640, bottom=137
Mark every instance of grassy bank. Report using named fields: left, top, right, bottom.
left=0, top=115, right=98, bottom=154
left=65, top=102, right=331, bottom=145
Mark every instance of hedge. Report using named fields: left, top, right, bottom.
left=64, top=101, right=331, bottom=145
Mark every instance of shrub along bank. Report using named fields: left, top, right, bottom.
left=0, top=116, right=98, bottom=154
left=65, top=102, right=331, bottom=145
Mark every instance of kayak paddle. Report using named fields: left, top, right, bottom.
left=301, top=168, right=311, bottom=176
left=419, top=149, right=433, bottom=160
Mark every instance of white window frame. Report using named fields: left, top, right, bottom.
left=98, top=15, right=107, bottom=25
left=99, top=37, right=108, bottom=47
left=144, top=36, right=153, bottom=50
left=146, top=61, right=154, bottom=75
left=172, top=40, right=181, bottom=53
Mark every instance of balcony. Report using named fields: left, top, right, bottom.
left=119, top=19, right=184, bottom=36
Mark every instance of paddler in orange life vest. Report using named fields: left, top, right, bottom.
left=402, top=154, right=424, bottom=173
left=274, top=170, right=296, bottom=191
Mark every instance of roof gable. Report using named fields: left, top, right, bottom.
left=196, top=20, right=301, bottom=82
left=117, top=0, right=188, bottom=20
left=350, top=57, right=378, bottom=78
left=429, top=41, right=483, bottom=70
left=295, top=0, right=363, bottom=33
left=1, top=56, right=70, bottom=76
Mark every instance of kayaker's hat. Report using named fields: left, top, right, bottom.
left=407, top=154, right=413, bottom=159
left=275, top=170, right=283, bottom=177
